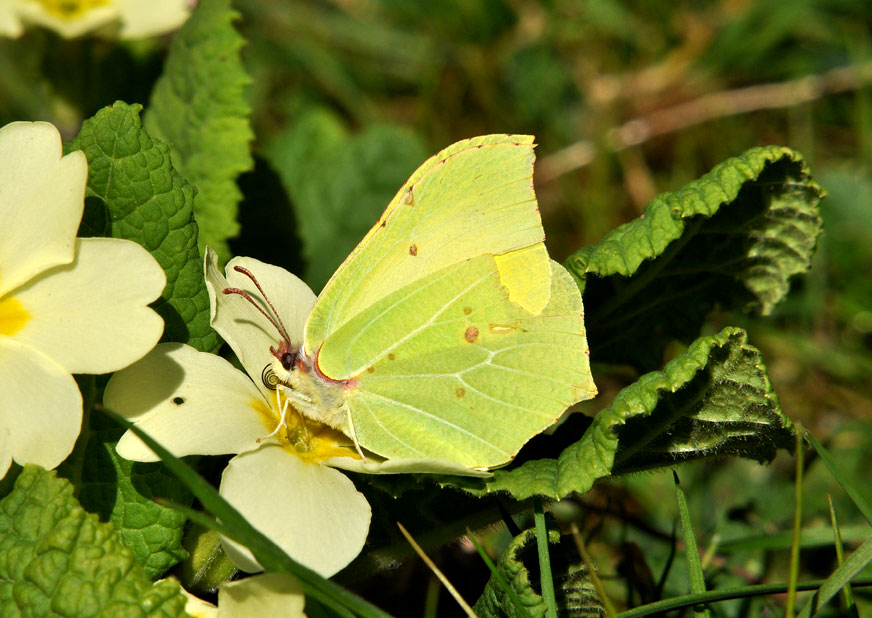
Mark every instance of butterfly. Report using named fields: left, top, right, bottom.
left=207, top=134, right=596, bottom=470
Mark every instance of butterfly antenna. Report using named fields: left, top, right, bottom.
left=222, top=286, right=291, bottom=344
left=225, top=265, right=293, bottom=343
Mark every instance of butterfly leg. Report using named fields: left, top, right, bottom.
left=345, top=407, right=367, bottom=462
left=257, top=387, right=293, bottom=442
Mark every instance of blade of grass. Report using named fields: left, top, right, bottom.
left=97, top=405, right=393, bottom=618
left=466, top=528, right=532, bottom=618
left=786, top=430, right=805, bottom=617
left=424, top=576, right=441, bottom=618
left=618, top=578, right=872, bottom=618
left=533, top=497, right=558, bottom=618
left=569, top=523, right=617, bottom=618
left=827, top=494, right=858, bottom=616
left=673, top=471, right=709, bottom=617
left=397, top=522, right=478, bottom=618
left=700, top=534, right=720, bottom=571
left=795, top=535, right=872, bottom=618
left=805, top=429, right=872, bottom=524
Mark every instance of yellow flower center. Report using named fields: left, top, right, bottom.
left=0, top=295, right=30, bottom=337
left=29, top=0, right=111, bottom=19
left=250, top=397, right=361, bottom=464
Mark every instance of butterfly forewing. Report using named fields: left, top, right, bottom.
left=304, top=135, right=546, bottom=356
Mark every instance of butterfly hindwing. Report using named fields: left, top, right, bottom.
left=317, top=255, right=595, bottom=469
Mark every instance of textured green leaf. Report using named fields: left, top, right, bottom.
left=145, top=0, right=253, bottom=263
left=66, top=101, right=219, bottom=352
left=452, top=327, right=794, bottom=500
left=568, top=146, right=824, bottom=369
left=265, top=109, right=428, bottom=291
left=0, top=466, right=188, bottom=618
left=60, top=413, right=192, bottom=580
left=473, top=528, right=601, bottom=618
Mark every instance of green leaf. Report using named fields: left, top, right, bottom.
left=264, top=109, right=428, bottom=291
left=145, top=0, right=253, bottom=263
left=453, top=327, right=794, bottom=500
left=66, top=101, right=219, bottom=352
left=473, top=528, right=601, bottom=618
left=0, top=465, right=188, bottom=618
left=568, top=146, right=824, bottom=369
left=59, top=412, right=192, bottom=580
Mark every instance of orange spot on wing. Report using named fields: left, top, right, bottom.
left=409, top=244, right=418, bottom=256
left=388, top=353, right=396, bottom=360
left=463, top=306, right=472, bottom=315
left=455, top=387, right=466, bottom=398
left=367, top=366, right=375, bottom=373
left=464, top=326, right=479, bottom=343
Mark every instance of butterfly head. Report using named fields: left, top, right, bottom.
left=262, top=336, right=304, bottom=389
left=221, top=264, right=304, bottom=389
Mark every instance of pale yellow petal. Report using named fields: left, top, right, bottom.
left=219, top=445, right=371, bottom=577
left=0, top=337, right=81, bottom=471
left=178, top=586, right=218, bottom=618
left=205, top=248, right=316, bottom=399
left=0, top=3, right=24, bottom=38
left=106, top=343, right=272, bottom=462
left=218, top=574, right=306, bottom=618
left=12, top=237, right=165, bottom=374
left=116, top=0, right=190, bottom=38
left=12, top=3, right=118, bottom=39
left=0, top=426, right=11, bottom=478
left=0, top=122, right=86, bottom=296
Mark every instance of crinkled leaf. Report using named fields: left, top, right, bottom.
left=145, top=0, right=253, bottom=263
left=0, top=465, right=188, bottom=618
left=59, top=413, right=192, bottom=580
left=66, top=101, right=219, bottom=352
left=451, top=327, right=794, bottom=501
left=264, top=108, right=427, bottom=291
left=568, top=146, right=824, bottom=369
left=473, top=528, right=600, bottom=618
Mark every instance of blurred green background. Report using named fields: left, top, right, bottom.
left=3, top=0, right=872, bottom=613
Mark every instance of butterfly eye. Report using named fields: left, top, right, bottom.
left=281, top=352, right=295, bottom=371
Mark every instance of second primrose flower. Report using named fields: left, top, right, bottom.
left=103, top=252, right=372, bottom=577
left=0, top=121, right=165, bottom=478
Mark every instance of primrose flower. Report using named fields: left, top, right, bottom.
left=0, top=121, right=165, bottom=478
left=104, top=340, right=372, bottom=576
left=0, top=0, right=191, bottom=39
left=181, top=573, right=305, bottom=618
left=105, top=250, right=488, bottom=576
